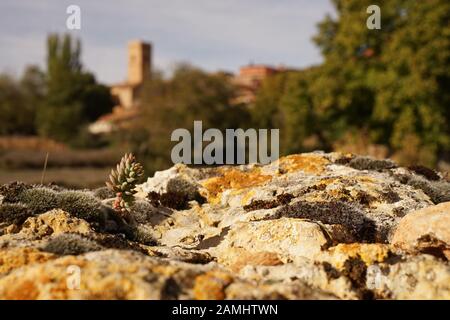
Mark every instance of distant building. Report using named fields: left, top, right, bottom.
left=89, top=40, right=151, bottom=134
left=90, top=43, right=294, bottom=133
left=232, top=64, right=294, bottom=105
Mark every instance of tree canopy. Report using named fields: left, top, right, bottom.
left=251, top=0, right=450, bottom=166
left=36, top=34, right=113, bottom=145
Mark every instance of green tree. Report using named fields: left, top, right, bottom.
left=250, top=68, right=323, bottom=155
left=251, top=0, right=449, bottom=166
left=0, top=66, right=45, bottom=135
left=278, top=68, right=320, bottom=154
left=313, top=0, right=450, bottom=165
left=251, top=72, right=288, bottom=130
left=372, top=0, right=450, bottom=164
left=37, top=34, right=113, bottom=144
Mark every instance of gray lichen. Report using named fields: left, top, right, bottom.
left=348, top=156, right=397, bottom=171
left=42, top=233, right=103, bottom=255
left=18, top=187, right=59, bottom=214
left=0, top=202, right=33, bottom=225
left=57, top=190, right=103, bottom=222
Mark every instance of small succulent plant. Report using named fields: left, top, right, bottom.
left=106, top=153, right=144, bottom=214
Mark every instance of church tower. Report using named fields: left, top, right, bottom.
left=127, top=40, right=151, bottom=85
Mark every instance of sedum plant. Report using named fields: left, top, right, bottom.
left=106, top=153, right=144, bottom=215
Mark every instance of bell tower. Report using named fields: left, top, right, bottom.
left=127, top=40, right=151, bottom=85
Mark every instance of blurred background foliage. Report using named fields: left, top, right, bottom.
left=251, top=0, right=450, bottom=166
left=0, top=0, right=449, bottom=187
left=118, top=65, right=251, bottom=173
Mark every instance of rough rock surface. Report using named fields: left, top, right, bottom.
left=0, top=152, right=449, bottom=300
left=391, top=202, right=450, bottom=259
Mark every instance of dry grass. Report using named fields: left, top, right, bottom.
left=0, top=149, right=121, bottom=169
left=0, top=136, right=126, bottom=189
left=0, top=168, right=111, bottom=189
left=0, top=136, right=67, bottom=151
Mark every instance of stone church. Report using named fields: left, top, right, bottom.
left=89, top=40, right=151, bottom=134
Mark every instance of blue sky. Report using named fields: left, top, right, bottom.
left=0, top=0, right=335, bottom=85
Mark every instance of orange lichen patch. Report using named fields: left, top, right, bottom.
left=326, top=243, right=391, bottom=270
left=0, top=255, right=92, bottom=299
left=0, top=247, right=56, bottom=274
left=2, top=280, right=40, bottom=300
left=201, top=167, right=271, bottom=204
left=278, top=154, right=330, bottom=174
left=193, top=271, right=234, bottom=300
left=218, top=247, right=283, bottom=273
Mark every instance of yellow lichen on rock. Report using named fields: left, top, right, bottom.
left=200, top=167, right=271, bottom=204
left=19, top=209, right=93, bottom=238
left=0, top=247, right=56, bottom=275
left=216, top=247, right=283, bottom=272
left=323, top=243, right=391, bottom=270
left=277, top=154, right=330, bottom=174
left=240, top=189, right=256, bottom=206
left=193, top=271, right=233, bottom=300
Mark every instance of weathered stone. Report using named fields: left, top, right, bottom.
left=0, top=247, right=56, bottom=275
left=0, top=152, right=449, bottom=300
left=238, top=260, right=359, bottom=299
left=200, top=166, right=272, bottom=205
left=320, top=243, right=392, bottom=270
left=144, top=246, right=213, bottom=264
left=136, top=163, right=203, bottom=202
left=214, top=218, right=353, bottom=265
left=225, top=280, right=338, bottom=300
left=391, top=202, right=450, bottom=259
left=18, top=209, right=94, bottom=239
left=366, top=255, right=450, bottom=299
left=0, top=249, right=335, bottom=300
